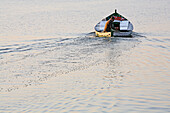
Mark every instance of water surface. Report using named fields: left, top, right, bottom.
left=0, top=0, right=170, bottom=112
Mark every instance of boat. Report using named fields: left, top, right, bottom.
left=94, top=9, right=133, bottom=37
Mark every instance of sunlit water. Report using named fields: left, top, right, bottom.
left=0, top=0, right=170, bottom=112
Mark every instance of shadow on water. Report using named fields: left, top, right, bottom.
left=0, top=32, right=143, bottom=92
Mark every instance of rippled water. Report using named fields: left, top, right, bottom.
left=0, top=0, right=170, bottom=112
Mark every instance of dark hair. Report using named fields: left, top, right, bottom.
left=112, top=16, right=115, bottom=20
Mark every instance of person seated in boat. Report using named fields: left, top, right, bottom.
left=103, top=16, right=115, bottom=32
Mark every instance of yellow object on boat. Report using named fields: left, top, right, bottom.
left=95, top=31, right=111, bottom=37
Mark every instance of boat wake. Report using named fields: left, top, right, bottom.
left=0, top=33, right=142, bottom=92
left=132, top=32, right=147, bottom=38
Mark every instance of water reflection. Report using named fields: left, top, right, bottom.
left=102, top=37, right=141, bottom=90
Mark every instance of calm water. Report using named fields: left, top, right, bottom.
left=0, top=0, right=170, bottom=112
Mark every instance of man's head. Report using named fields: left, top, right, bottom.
left=111, top=16, right=115, bottom=20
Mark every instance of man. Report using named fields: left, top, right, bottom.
left=103, top=16, right=115, bottom=32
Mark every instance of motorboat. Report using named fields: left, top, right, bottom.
left=94, top=9, right=133, bottom=37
